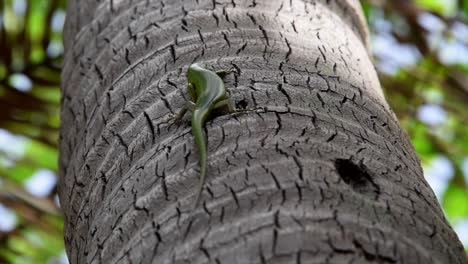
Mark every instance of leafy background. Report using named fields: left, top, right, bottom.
left=0, top=0, right=466, bottom=262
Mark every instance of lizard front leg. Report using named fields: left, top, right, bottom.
left=187, top=83, right=197, bottom=102
left=169, top=83, right=197, bottom=124
left=214, top=70, right=231, bottom=79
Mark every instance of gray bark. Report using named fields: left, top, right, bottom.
left=59, top=0, right=468, bottom=263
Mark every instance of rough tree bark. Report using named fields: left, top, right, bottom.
left=59, top=0, right=468, bottom=263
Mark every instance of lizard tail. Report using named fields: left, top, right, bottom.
left=191, top=108, right=208, bottom=207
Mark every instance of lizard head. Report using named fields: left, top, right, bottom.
left=187, top=63, right=206, bottom=81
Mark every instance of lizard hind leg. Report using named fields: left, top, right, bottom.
left=213, top=98, right=236, bottom=112
left=171, top=83, right=196, bottom=123
left=170, top=101, right=196, bottom=123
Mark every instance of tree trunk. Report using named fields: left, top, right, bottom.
left=58, top=0, right=468, bottom=263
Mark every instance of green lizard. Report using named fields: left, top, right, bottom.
left=172, top=63, right=239, bottom=206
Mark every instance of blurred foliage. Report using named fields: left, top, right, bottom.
left=0, top=0, right=66, bottom=263
left=362, top=0, right=468, bottom=235
left=0, top=0, right=466, bottom=263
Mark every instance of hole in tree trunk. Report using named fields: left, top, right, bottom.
left=236, top=99, right=248, bottom=109
left=335, top=159, right=380, bottom=200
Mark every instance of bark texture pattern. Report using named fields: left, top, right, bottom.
left=59, top=0, right=468, bottom=263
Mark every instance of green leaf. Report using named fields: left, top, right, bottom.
left=415, top=0, right=457, bottom=17
left=0, top=248, right=31, bottom=264
left=24, top=140, right=58, bottom=171
left=407, top=121, right=437, bottom=161
left=31, top=87, right=61, bottom=104
left=443, top=183, right=468, bottom=223
left=23, top=228, right=64, bottom=256
left=30, top=45, right=46, bottom=64
left=8, top=236, right=41, bottom=261
left=462, top=0, right=468, bottom=17
left=1, top=164, right=36, bottom=183
left=27, top=0, right=48, bottom=42
left=361, top=1, right=372, bottom=22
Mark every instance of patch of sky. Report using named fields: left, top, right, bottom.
left=371, top=33, right=421, bottom=75
left=54, top=194, right=61, bottom=208
left=24, top=169, right=57, bottom=197
left=48, top=251, right=69, bottom=264
left=417, top=104, right=447, bottom=126
left=9, top=73, right=32, bottom=92
left=423, top=155, right=454, bottom=200
left=13, top=0, right=27, bottom=16
left=0, top=129, right=26, bottom=160
left=454, top=219, right=468, bottom=247
left=47, top=41, right=63, bottom=58
left=51, top=10, right=66, bottom=32
left=373, top=15, right=392, bottom=33
left=369, top=11, right=422, bottom=75
left=462, top=157, right=468, bottom=185
left=438, top=40, right=468, bottom=65
left=418, top=13, right=468, bottom=64
left=418, top=13, right=446, bottom=32
left=451, top=22, right=468, bottom=42
left=0, top=204, right=18, bottom=232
